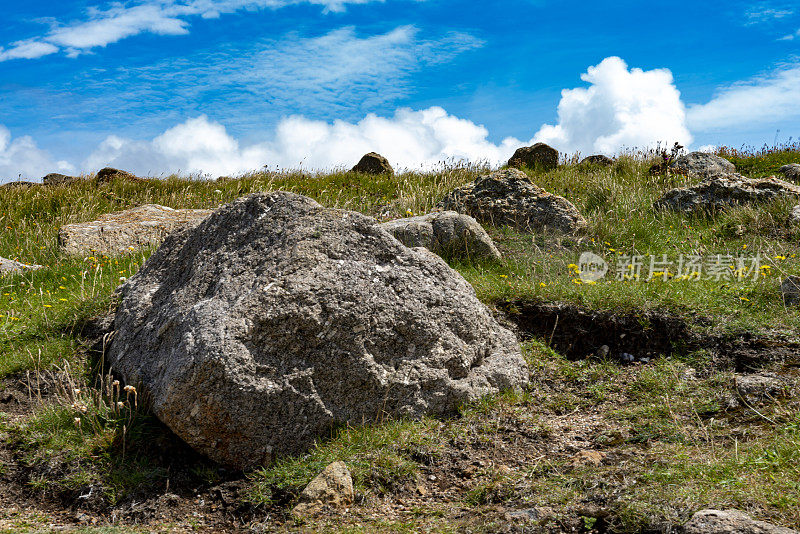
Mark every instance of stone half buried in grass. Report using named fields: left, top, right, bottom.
left=350, top=152, right=394, bottom=175
left=790, top=205, right=800, bottom=224
left=378, top=211, right=501, bottom=261
left=0, top=256, right=43, bottom=274
left=653, top=173, right=800, bottom=214
left=669, top=151, right=736, bottom=178
left=108, top=191, right=528, bottom=470
left=507, top=143, right=559, bottom=171
left=438, top=168, right=587, bottom=234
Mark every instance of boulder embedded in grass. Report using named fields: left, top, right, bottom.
left=669, top=152, right=735, bottom=177
left=108, top=191, right=528, bottom=469
left=379, top=211, right=501, bottom=260
left=507, top=143, right=559, bottom=171
left=580, top=155, right=614, bottom=166
left=654, top=174, right=800, bottom=213
left=0, top=257, right=42, bottom=274
left=779, top=164, right=800, bottom=182
left=439, top=168, right=587, bottom=234
left=350, top=152, right=394, bottom=175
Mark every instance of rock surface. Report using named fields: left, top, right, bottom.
left=379, top=211, right=501, bottom=260
left=654, top=174, right=800, bottom=213
left=732, top=373, right=789, bottom=406
left=108, top=191, right=528, bottom=469
left=508, top=143, right=559, bottom=171
left=779, top=164, right=800, bottom=182
left=42, top=173, right=79, bottom=186
left=59, top=204, right=213, bottom=256
left=292, top=462, right=354, bottom=516
left=95, top=167, right=142, bottom=183
left=0, top=257, right=43, bottom=274
left=782, top=276, right=800, bottom=305
left=350, top=152, right=394, bottom=175
left=580, top=155, right=614, bottom=166
left=683, top=509, right=798, bottom=534
left=670, top=152, right=736, bottom=177
left=439, top=168, right=587, bottom=233
left=791, top=205, right=800, bottom=224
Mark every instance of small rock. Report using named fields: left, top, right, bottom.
left=292, top=462, right=354, bottom=516
left=505, top=508, right=540, bottom=523
left=790, top=205, right=800, bottom=224
left=95, top=167, right=142, bottom=183
left=620, top=353, right=635, bottom=363
left=0, top=256, right=43, bottom=274
left=670, top=152, right=736, bottom=178
left=570, top=450, right=606, bottom=467
left=439, top=168, right=587, bottom=234
left=508, top=143, right=559, bottom=171
left=379, top=211, right=501, bottom=260
left=350, top=152, right=394, bottom=175
left=59, top=204, right=213, bottom=256
left=595, top=345, right=610, bottom=359
left=782, top=276, right=800, bottom=305
left=683, top=509, right=798, bottom=534
left=779, top=164, right=800, bottom=183
left=654, top=174, right=800, bottom=213
left=734, top=373, right=788, bottom=406
left=580, top=155, right=614, bottom=166
left=42, top=173, right=80, bottom=186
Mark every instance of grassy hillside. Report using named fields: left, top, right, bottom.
left=1, top=149, right=799, bottom=532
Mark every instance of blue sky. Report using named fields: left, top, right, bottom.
left=1, top=0, right=799, bottom=179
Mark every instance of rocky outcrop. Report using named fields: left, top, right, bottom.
left=95, top=167, right=142, bottom=183
left=580, top=155, right=614, bottom=166
left=379, top=211, right=501, bottom=261
left=508, top=143, right=559, bottom=171
left=42, top=173, right=80, bottom=186
left=59, top=204, right=213, bottom=256
left=654, top=174, right=800, bottom=213
left=782, top=276, right=800, bottom=305
left=108, top=191, right=528, bottom=469
left=779, top=164, right=800, bottom=182
left=439, top=168, right=587, bottom=233
left=292, top=462, right=354, bottom=516
left=670, top=152, right=735, bottom=177
left=350, top=152, right=394, bottom=175
left=0, top=257, right=43, bottom=274
left=683, top=509, right=798, bottom=534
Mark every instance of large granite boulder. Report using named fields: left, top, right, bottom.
left=42, top=173, right=80, bottom=186
left=379, top=211, right=501, bottom=261
left=683, top=509, right=797, bottom=534
left=439, top=168, right=587, bottom=233
left=779, top=164, right=800, bottom=182
left=580, top=155, right=614, bottom=167
left=59, top=204, right=213, bottom=256
left=670, top=152, right=735, bottom=177
left=508, top=143, right=559, bottom=171
left=0, top=257, right=42, bottom=274
left=350, top=152, right=394, bottom=175
left=108, top=192, right=528, bottom=469
left=654, top=174, right=800, bottom=213
left=95, top=167, right=142, bottom=183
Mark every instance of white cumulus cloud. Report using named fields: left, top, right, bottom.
left=532, top=56, right=693, bottom=156
left=687, top=62, right=800, bottom=131
left=84, top=109, right=523, bottom=177
left=0, top=125, right=75, bottom=181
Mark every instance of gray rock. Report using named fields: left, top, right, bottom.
left=779, top=164, right=800, bottom=182
left=683, top=509, right=798, bottom=534
left=59, top=204, right=213, bottom=256
left=782, top=275, right=800, bottom=305
left=508, top=143, right=559, bottom=171
left=670, top=152, right=735, bottom=177
left=439, top=168, right=587, bottom=234
left=0, top=257, right=43, bottom=274
left=42, top=173, right=80, bottom=186
left=654, top=174, right=800, bottom=213
left=1, top=181, right=38, bottom=189
left=292, top=461, right=354, bottom=516
left=791, top=205, right=800, bottom=223
left=95, top=167, right=142, bottom=183
left=108, top=191, right=528, bottom=469
left=379, top=211, right=501, bottom=261
left=734, top=373, right=789, bottom=406
left=580, top=155, right=614, bottom=166
left=350, top=152, right=394, bottom=175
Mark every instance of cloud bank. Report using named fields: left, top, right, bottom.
left=0, top=126, right=75, bottom=181
left=0, top=0, right=387, bottom=61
